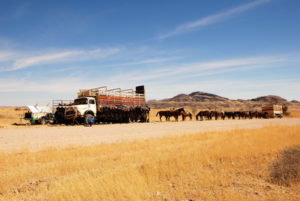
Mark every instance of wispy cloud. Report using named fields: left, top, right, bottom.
left=1, top=48, right=121, bottom=71
left=158, top=0, right=271, bottom=39
left=103, top=57, right=179, bottom=68
left=0, top=51, right=15, bottom=62
left=11, top=50, right=82, bottom=71
left=108, top=54, right=295, bottom=82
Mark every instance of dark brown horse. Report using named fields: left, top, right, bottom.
left=156, top=110, right=171, bottom=121
left=168, top=108, right=186, bottom=121
left=196, top=110, right=213, bottom=121
left=182, top=111, right=192, bottom=121
left=156, top=108, right=186, bottom=121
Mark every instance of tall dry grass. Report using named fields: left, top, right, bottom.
left=0, top=107, right=27, bottom=128
left=0, top=125, right=300, bottom=201
left=288, top=109, right=300, bottom=118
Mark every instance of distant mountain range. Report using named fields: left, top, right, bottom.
left=148, top=91, right=297, bottom=109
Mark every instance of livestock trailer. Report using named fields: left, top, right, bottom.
left=261, top=104, right=283, bottom=118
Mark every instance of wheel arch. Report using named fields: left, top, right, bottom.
left=84, top=110, right=95, bottom=117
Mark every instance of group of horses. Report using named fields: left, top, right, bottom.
left=195, top=110, right=269, bottom=121
left=156, top=108, right=192, bottom=121
left=156, top=108, right=269, bottom=121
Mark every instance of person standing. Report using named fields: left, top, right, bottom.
left=87, top=116, right=95, bottom=127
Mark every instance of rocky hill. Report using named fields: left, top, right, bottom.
left=251, top=95, right=287, bottom=103
left=166, top=91, right=228, bottom=102
left=148, top=91, right=294, bottom=110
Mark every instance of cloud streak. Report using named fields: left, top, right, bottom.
left=109, top=54, right=294, bottom=82
left=12, top=50, right=81, bottom=70
left=1, top=48, right=121, bottom=71
left=0, top=51, right=15, bottom=62
left=158, top=0, right=271, bottom=39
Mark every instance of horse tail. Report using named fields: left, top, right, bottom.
left=156, top=112, right=159, bottom=117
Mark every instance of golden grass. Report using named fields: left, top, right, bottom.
left=288, top=109, right=300, bottom=118
left=0, top=125, right=300, bottom=201
left=0, top=107, right=28, bottom=128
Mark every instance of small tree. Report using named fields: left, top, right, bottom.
left=283, top=105, right=289, bottom=116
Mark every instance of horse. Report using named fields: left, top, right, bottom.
left=168, top=108, right=186, bottom=121
left=156, top=110, right=171, bottom=121
left=224, top=111, right=236, bottom=119
left=156, top=108, right=186, bottom=121
left=196, top=110, right=213, bottom=121
left=211, top=111, right=223, bottom=120
left=182, top=111, right=192, bottom=121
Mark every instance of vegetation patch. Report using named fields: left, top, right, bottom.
left=270, top=145, right=300, bottom=186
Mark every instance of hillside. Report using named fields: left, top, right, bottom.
left=148, top=91, right=294, bottom=110
left=251, top=95, right=288, bottom=103
left=165, top=91, right=229, bottom=102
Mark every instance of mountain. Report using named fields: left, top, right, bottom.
left=148, top=91, right=293, bottom=109
left=166, top=94, right=196, bottom=102
left=189, top=91, right=229, bottom=102
left=165, top=91, right=228, bottom=102
left=251, top=95, right=287, bottom=103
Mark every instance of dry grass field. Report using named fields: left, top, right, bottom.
left=0, top=107, right=30, bottom=128
left=0, top=125, right=299, bottom=201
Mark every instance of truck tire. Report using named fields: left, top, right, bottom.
left=40, top=117, right=46, bottom=125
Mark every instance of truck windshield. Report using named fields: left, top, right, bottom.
left=74, top=98, right=88, bottom=105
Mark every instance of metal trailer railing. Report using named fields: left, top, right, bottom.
left=52, top=100, right=74, bottom=111
left=78, top=86, right=146, bottom=107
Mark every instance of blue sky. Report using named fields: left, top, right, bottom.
left=0, top=0, right=300, bottom=106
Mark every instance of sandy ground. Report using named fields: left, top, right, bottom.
left=1, top=118, right=300, bottom=153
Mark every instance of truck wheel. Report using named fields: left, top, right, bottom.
left=40, top=117, right=46, bottom=125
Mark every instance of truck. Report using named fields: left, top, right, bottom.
left=261, top=104, right=283, bottom=118
left=53, top=85, right=150, bottom=124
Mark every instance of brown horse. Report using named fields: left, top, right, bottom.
left=168, top=108, right=186, bottom=121
left=156, top=110, right=171, bottom=121
left=196, top=110, right=213, bottom=121
left=156, top=108, right=186, bottom=121
left=182, top=111, right=192, bottom=121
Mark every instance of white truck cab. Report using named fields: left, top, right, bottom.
left=73, top=97, right=97, bottom=117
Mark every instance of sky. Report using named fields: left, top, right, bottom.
left=0, top=0, right=300, bottom=106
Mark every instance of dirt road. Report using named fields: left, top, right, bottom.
left=1, top=118, right=300, bottom=153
